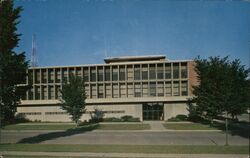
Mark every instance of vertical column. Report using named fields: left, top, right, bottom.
left=46, top=68, right=49, bottom=99
left=163, top=63, right=166, bottom=97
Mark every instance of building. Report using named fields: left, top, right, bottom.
left=18, top=55, right=198, bottom=122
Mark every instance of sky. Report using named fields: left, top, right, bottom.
left=14, top=0, right=250, bottom=68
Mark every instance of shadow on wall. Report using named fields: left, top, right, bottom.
left=17, top=124, right=99, bottom=144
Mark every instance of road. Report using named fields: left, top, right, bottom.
left=1, top=130, right=249, bottom=145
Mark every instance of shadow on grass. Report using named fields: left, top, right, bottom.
left=17, top=124, right=99, bottom=144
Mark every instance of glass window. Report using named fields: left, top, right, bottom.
left=55, top=69, right=61, bottom=83
left=55, top=85, right=61, bottom=99
left=149, top=64, right=156, bottom=80
left=91, top=84, right=97, bottom=98
left=105, top=84, right=111, bottom=98
left=28, top=87, right=34, bottom=100
left=48, top=69, right=54, bottom=83
left=112, top=83, right=119, bottom=98
left=149, top=82, right=156, bottom=96
left=134, top=83, right=141, bottom=97
left=157, top=82, right=164, bottom=96
left=120, top=83, right=126, bottom=98
left=98, top=84, right=104, bottom=98
left=76, top=68, right=81, bottom=77
left=85, top=84, right=90, bottom=98
left=48, top=85, right=54, bottom=99
left=134, top=65, right=140, bottom=80
left=69, top=68, right=75, bottom=77
left=181, top=63, right=187, bottom=78
left=165, top=81, right=171, bottom=96
left=35, top=86, right=40, bottom=100
left=127, top=83, right=133, bottom=97
left=181, top=81, right=188, bottom=96
left=105, top=67, right=110, bottom=81
left=165, top=64, right=171, bottom=79
left=35, top=70, right=40, bottom=83
left=157, top=64, right=163, bottom=79
left=173, top=63, right=179, bottom=79
left=90, top=67, right=96, bottom=82
left=97, top=67, right=104, bottom=81
left=62, top=68, right=67, bottom=82
left=173, top=81, right=180, bottom=96
left=142, top=65, right=148, bottom=80
left=119, top=66, right=125, bottom=81
left=41, top=85, right=47, bottom=100
left=142, top=82, right=148, bottom=97
left=127, top=65, right=133, bottom=81
left=112, top=66, right=118, bottom=81
left=83, top=68, right=89, bottom=82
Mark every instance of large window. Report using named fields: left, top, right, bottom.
left=142, top=65, right=148, bottom=80
left=149, top=64, right=156, bottom=80
left=91, top=84, right=97, bottom=98
left=55, top=69, right=61, bottom=83
left=149, top=82, right=156, bottom=96
left=105, top=84, right=111, bottom=98
left=134, top=83, right=141, bottom=97
left=173, top=63, right=179, bottom=79
left=112, top=83, right=119, bottom=98
left=127, top=83, right=133, bottom=97
left=157, top=82, right=164, bottom=97
left=165, top=81, right=171, bottom=96
left=127, top=65, right=133, bottom=81
left=48, top=85, right=54, bottom=99
left=41, top=69, right=47, bottom=83
left=173, top=81, right=180, bottom=96
left=97, top=67, right=104, bottom=81
left=165, top=64, right=171, bottom=79
left=90, top=67, right=96, bottom=82
left=41, top=85, right=47, bottom=100
left=181, top=81, right=188, bottom=96
left=35, top=86, right=40, bottom=100
left=35, top=70, right=40, bottom=83
left=76, top=68, right=81, bottom=77
left=134, top=65, right=140, bottom=80
left=55, top=85, right=61, bottom=99
left=105, top=67, right=110, bottom=81
left=142, top=82, right=148, bottom=97
left=85, top=84, right=90, bottom=98
left=98, top=84, right=104, bottom=98
left=48, top=69, right=54, bottom=83
left=120, top=83, right=126, bottom=98
left=83, top=68, right=89, bottom=82
left=157, top=64, right=164, bottom=79
left=112, top=66, right=118, bottom=81
left=181, top=63, right=187, bottom=78
left=119, top=66, right=125, bottom=81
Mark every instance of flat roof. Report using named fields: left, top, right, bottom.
left=104, top=55, right=167, bottom=64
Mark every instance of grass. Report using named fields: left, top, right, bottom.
left=2, top=123, right=150, bottom=131
left=0, top=156, right=102, bottom=158
left=0, top=144, right=248, bottom=154
left=163, top=123, right=218, bottom=130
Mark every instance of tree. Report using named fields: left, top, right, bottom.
left=192, top=56, right=249, bottom=123
left=0, top=0, right=29, bottom=123
left=60, top=75, right=86, bottom=126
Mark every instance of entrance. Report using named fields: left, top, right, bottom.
left=143, top=103, right=164, bottom=120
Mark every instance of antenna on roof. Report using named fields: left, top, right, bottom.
left=31, top=34, right=38, bottom=67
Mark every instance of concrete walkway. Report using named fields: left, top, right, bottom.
left=145, top=121, right=166, bottom=131
left=0, top=151, right=248, bottom=158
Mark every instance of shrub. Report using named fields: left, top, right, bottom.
left=168, top=114, right=187, bottom=122
left=103, top=117, right=123, bottom=122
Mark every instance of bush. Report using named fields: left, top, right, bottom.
left=168, top=114, right=188, bottom=122
left=102, top=116, right=140, bottom=122
left=103, top=117, right=123, bottom=122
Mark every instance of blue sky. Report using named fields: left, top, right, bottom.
left=14, top=0, right=250, bottom=67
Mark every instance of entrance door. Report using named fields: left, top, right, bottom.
left=143, top=103, right=164, bottom=120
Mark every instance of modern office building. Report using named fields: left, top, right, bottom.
left=18, top=55, right=198, bottom=122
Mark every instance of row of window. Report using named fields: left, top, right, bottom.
left=25, top=81, right=188, bottom=100
left=18, top=111, right=125, bottom=115
left=28, top=62, right=188, bottom=84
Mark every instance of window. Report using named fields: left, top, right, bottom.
left=69, top=68, right=75, bottom=77
left=28, top=88, right=33, bottom=100
left=134, top=83, right=141, bottom=97
left=181, top=81, right=188, bottom=96
left=119, top=66, right=125, bottom=81
left=105, top=84, right=111, bottom=98
left=48, top=69, right=54, bottom=83
left=35, top=70, right=40, bottom=83
left=181, top=63, right=187, bottom=78
left=149, top=82, right=156, bottom=96
left=35, top=86, right=40, bottom=100
left=105, top=67, right=110, bottom=81
left=55, top=69, right=61, bottom=83
left=165, top=64, right=171, bottom=79
left=142, top=82, right=148, bottom=97
left=41, top=69, right=47, bottom=83
left=173, top=63, right=179, bottom=79
left=120, top=83, right=126, bottom=98
left=157, top=82, right=164, bottom=96
left=127, top=83, right=133, bottom=97
left=48, top=85, right=54, bottom=99
left=90, top=67, right=96, bottom=82
left=83, top=68, right=89, bottom=82
left=91, top=84, right=97, bottom=98
left=62, top=68, right=68, bottom=82
left=157, top=64, right=164, bottom=79
left=165, top=82, right=171, bottom=96
left=112, top=66, right=118, bottom=81
left=149, top=64, right=156, bottom=80
left=127, top=65, right=133, bottom=81
left=142, top=65, right=148, bottom=80
left=112, top=83, right=119, bottom=98
left=173, top=81, right=180, bottom=96
left=97, top=67, right=104, bottom=81
left=76, top=68, right=81, bottom=77
left=28, top=70, right=33, bottom=84
left=134, top=65, right=140, bottom=80
left=55, top=85, right=61, bottom=99
left=85, top=84, right=90, bottom=98
left=98, top=84, right=104, bottom=98
left=41, top=85, right=47, bottom=100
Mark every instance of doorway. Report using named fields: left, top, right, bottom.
left=143, top=103, right=164, bottom=120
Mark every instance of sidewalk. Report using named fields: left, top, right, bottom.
left=0, top=151, right=248, bottom=158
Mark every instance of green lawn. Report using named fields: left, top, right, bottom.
left=0, top=156, right=101, bottom=158
left=163, top=123, right=219, bottom=130
left=97, top=124, right=150, bottom=130
left=0, top=144, right=248, bottom=154
left=2, top=123, right=150, bottom=130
